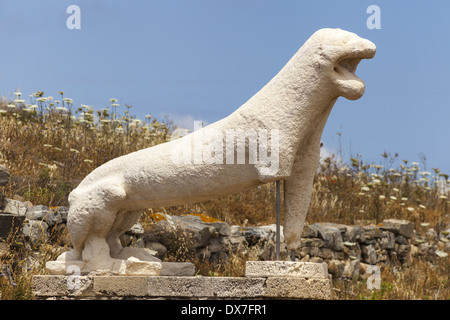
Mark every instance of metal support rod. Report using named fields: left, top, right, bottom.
left=276, top=180, right=281, bottom=260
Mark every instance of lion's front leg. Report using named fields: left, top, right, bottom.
left=283, top=139, right=320, bottom=259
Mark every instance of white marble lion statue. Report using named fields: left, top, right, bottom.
left=47, top=28, right=375, bottom=275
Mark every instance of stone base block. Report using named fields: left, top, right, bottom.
left=32, top=274, right=331, bottom=300
left=245, top=261, right=329, bottom=279
left=45, top=258, right=162, bottom=276
left=265, top=277, right=331, bottom=299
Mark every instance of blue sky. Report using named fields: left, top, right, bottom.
left=1, top=1, right=450, bottom=174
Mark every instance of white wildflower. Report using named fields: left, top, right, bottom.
left=436, top=250, right=448, bottom=258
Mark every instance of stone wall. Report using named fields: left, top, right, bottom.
left=134, top=213, right=450, bottom=280
left=1, top=164, right=449, bottom=279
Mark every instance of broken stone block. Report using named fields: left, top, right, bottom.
left=381, top=219, right=415, bottom=239
left=2, top=199, right=27, bottom=216
left=312, top=223, right=343, bottom=251
left=380, top=231, right=395, bottom=249
left=23, top=220, right=48, bottom=247
left=26, top=205, right=62, bottom=227
left=343, top=259, right=360, bottom=279
left=361, top=244, right=377, bottom=265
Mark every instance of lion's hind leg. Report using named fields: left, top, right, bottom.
left=106, top=209, right=161, bottom=263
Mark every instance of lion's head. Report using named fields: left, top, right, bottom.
left=306, top=28, right=376, bottom=100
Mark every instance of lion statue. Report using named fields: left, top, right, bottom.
left=47, top=28, right=375, bottom=275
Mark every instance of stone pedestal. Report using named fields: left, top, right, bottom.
left=32, top=261, right=331, bottom=300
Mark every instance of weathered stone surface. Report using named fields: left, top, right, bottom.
left=302, top=224, right=320, bottom=238
left=363, top=226, right=382, bottom=242
left=343, top=259, right=360, bottom=279
left=147, top=213, right=236, bottom=263
left=93, top=276, right=267, bottom=298
left=301, top=237, right=324, bottom=248
left=0, top=165, right=9, bottom=186
left=125, top=258, right=162, bottom=276
left=146, top=276, right=266, bottom=298
left=32, top=275, right=95, bottom=297
left=381, top=219, right=415, bottom=239
left=26, top=205, right=61, bottom=227
left=245, top=261, right=328, bottom=279
left=361, top=244, right=377, bottom=265
left=55, top=206, right=69, bottom=223
left=23, top=219, right=48, bottom=247
left=46, top=258, right=162, bottom=276
left=32, top=275, right=331, bottom=299
left=264, top=277, right=331, bottom=300
left=380, top=231, right=395, bottom=249
left=126, top=222, right=144, bottom=236
left=1, top=199, right=27, bottom=216
left=312, top=223, right=343, bottom=251
left=94, top=276, right=150, bottom=296
left=239, top=224, right=281, bottom=245
left=26, top=205, right=49, bottom=221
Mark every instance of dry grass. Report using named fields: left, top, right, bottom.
left=332, top=257, right=449, bottom=300
left=0, top=90, right=449, bottom=299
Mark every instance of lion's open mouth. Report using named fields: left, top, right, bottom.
left=334, top=58, right=361, bottom=78
left=333, top=43, right=375, bottom=100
